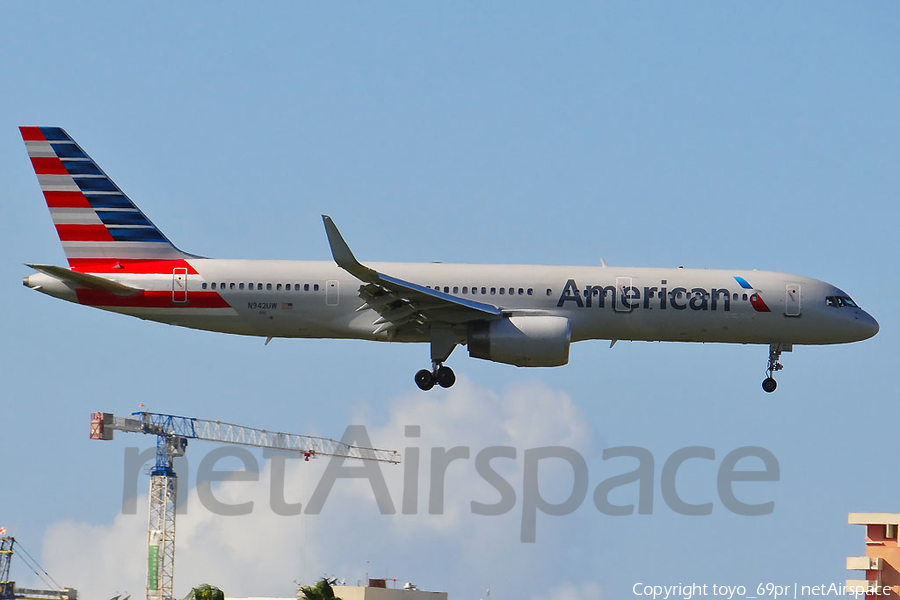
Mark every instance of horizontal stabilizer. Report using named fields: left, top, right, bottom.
left=26, top=264, right=141, bottom=296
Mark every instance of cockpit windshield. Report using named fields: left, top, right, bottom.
left=825, top=296, right=859, bottom=308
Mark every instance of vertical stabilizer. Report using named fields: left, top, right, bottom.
left=20, top=126, right=189, bottom=269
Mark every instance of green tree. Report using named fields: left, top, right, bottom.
left=183, top=584, right=225, bottom=600
left=299, top=578, right=341, bottom=600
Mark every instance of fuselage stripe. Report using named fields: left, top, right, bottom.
left=75, top=289, right=229, bottom=309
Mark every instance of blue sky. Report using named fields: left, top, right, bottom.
left=2, top=3, right=899, bottom=599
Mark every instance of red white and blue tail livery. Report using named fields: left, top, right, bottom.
left=21, top=127, right=879, bottom=393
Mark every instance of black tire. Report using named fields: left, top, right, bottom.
left=415, top=369, right=435, bottom=391
left=436, top=366, right=456, bottom=388
left=762, top=377, right=777, bottom=393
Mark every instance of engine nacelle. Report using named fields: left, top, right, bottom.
left=467, top=316, right=571, bottom=367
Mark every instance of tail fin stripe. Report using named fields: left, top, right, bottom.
left=68, top=258, right=199, bottom=274
left=25, top=141, right=56, bottom=158
left=61, top=241, right=185, bottom=260
left=39, top=127, right=72, bottom=141
left=50, top=144, right=88, bottom=159
left=74, top=178, right=118, bottom=193
left=20, top=126, right=46, bottom=141
left=96, top=211, right=153, bottom=227
left=108, top=228, right=168, bottom=242
left=64, top=162, right=104, bottom=176
left=31, top=157, right=68, bottom=175
left=49, top=207, right=103, bottom=225
left=56, top=224, right=115, bottom=242
left=44, top=191, right=92, bottom=208
left=83, top=194, right=133, bottom=209
left=37, top=174, right=81, bottom=191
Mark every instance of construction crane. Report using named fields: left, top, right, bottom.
left=90, top=411, right=400, bottom=600
left=0, top=537, right=77, bottom=600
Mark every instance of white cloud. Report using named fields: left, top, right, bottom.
left=41, top=378, right=594, bottom=600
left=536, top=581, right=604, bottom=600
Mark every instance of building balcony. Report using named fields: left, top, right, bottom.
left=846, top=556, right=883, bottom=571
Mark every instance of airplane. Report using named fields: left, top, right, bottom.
left=20, top=126, right=879, bottom=392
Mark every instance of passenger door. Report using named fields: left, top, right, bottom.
left=784, top=284, right=801, bottom=317
left=172, top=268, right=188, bottom=304
left=326, top=279, right=339, bottom=306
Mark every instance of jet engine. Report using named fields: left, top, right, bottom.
left=467, top=316, right=571, bottom=367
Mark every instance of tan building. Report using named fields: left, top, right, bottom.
left=333, top=580, right=447, bottom=600
left=227, top=580, right=447, bottom=600
left=847, top=513, right=900, bottom=598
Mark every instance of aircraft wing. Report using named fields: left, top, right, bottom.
left=26, top=264, right=141, bottom=296
left=322, top=216, right=502, bottom=335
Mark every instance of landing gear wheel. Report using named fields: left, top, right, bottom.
left=436, top=366, right=456, bottom=388
left=761, top=343, right=789, bottom=394
left=415, top=369, right=435, bottom=391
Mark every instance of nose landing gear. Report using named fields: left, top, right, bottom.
left=762, top=343, right=792, bottom=393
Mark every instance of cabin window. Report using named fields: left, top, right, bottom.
left=453, top=286, right=459, bottom=294
left=732, top=293, right=738, bottom=301
left=481, top=287, right=487, bottom=294
left=490, top=287, right=496, bottom=295
left=499, top=288, right=505, bottom=295
left=314, top=284, right=320, bottom=291
left=527, top=288, right=533, bottom=295
left=239, top=283, right=244, bottom=290
left=742, top=293, right=748, bottom=301
left=546, top=289, right=552, bottom=296
left=257, top=283, right=263, bottom=290
left=462, top=286, right=468, bottom=294
left=230, top=283, right=235, bottom=290
left=277, top=284, right=282, bottom=291
left=518, top=288, right=524, bottom=295
left=202, top=282, right=208, bottom=290
left=266, top=283, right=272, bottom=290
left=211, top=282, right=217, bottom=290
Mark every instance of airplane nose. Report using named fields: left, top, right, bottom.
left=856, top=311, right=879, bottom=340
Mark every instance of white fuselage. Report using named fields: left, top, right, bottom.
left=26, top=259, right=880, bottom=347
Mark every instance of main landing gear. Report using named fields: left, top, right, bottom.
left=415, top=329, right=459, bottom=391
left=762, top=343, right=792, bottom=393
left=415, top=362, right=456, bottom=391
